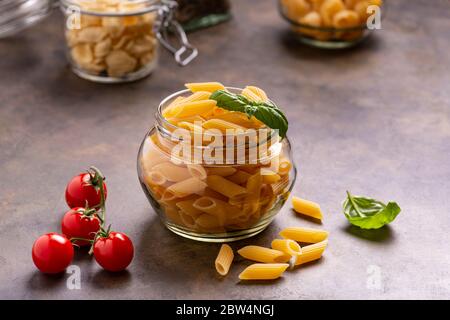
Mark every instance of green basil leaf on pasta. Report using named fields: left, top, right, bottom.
left=210, top=90, right=288, bottom=138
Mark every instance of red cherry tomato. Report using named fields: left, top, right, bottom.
left=93, top=232, right=134, bottom=272
left=61, top=208, right=101, bottom=246
left=32, top=233, right=74, bottom=274
left=65, top=172, right=107, bottom=208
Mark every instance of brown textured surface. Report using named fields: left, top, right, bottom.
left=1, top=0, right=450, bottom=299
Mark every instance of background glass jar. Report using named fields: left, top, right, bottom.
left=60, top=0, right=197, bottom=83
left=137, top=88, right=297, bottom=242
left=279, top=0, right=385, bottom=49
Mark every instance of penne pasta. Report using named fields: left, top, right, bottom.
left=206, top=175, right=247, bottom=200
left=261, top=169, right=281, bottom=184
left=196, top=213, right=222, bottom=229
left=238, top=246, right=291, bottom=263
left=215, top=244, right=234, bottom=276
left=280, top=227, right=329, bottom=243
left=185, top=82, right=226, bottom=93
left=179, top=210, right=197, bottom=228
left=271, top=239, right=302, bottom=257
left=278, top=158, right=292, bottom=175
left=187, top=164, right=207, bottom=180
left=172, top=100, right=217, bottom=118
left=167, top=177, right=207, bottom=198
left=193, top=196, right=238, bottom=224
left=294, top=240, right=328, bottom=266
left=152, top=162, right=192, bottom=182
left=246, top=86, right=269, bottom=102
left=227, top=170, right=251, bottom=185
left=239, top=263, right=289, bottom=280
left=202, top=119, right=247, bottom=133
left=292, top=196, right=323, bottom=220
left=175, top=198, right=203, bottom=217
left=241, top=87, right=263, bottom=102
left=206, top=167, right=237, bottom=177
left=144, top=171, right=167, bottom=186
left=242, top=172, right=262, bottom=214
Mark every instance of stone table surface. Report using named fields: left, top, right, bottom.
left=1, top=0, right=450, bottom=300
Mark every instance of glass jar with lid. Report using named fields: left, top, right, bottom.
left=0, top=0, right=198, bottom=82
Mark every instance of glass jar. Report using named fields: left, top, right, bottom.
left=137, top=88, right=297, bottom=242
left=60, top=0, right=197, bottom=82
left=0, top=0, right=198, bottom=83
left=175, top=0, right=231, bottom=32
left=278, top=0, right=385, bottom=49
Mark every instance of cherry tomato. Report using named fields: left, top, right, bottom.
left=61, top=208, right=101, bottom=246
left=32, top=233, right=74, bottom=274
left=93, top=232, right=134, bottom=272
left=65, top=172, right=107, bottom=208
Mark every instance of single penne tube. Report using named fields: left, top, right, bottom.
left=187, top=164, right=207, bottom=180
left=175, top=198, right=203, bottom=217
left=280, top=227, right=329, bottom=243
left=237, top=246, right=291, bottom=263
left=227, top=170, right=251, bottom=185
left=141, top=144, right=168, bottom=172
left=239, top=263, right=289, bottom=280
left=163, top=205, right=184, bottom=226
left=179, top=210, right=197, bottom=229
left=246, top=86, right=269, bottom=102
left=271, top=239, right=302, bottom=257
left=167, top=177, right=207, bottom=198
left=162, top=96, right=185, bottom=117
left=278, top=157, right=292, bottom=175
left=242, top=172, right=262, bottom=214
left=152, top=162, right=192, bottom=182
left=294, top=240, right=328, bottom=266
left=261, top=169, right=281, bottom=184
left=193, top=196, right=236, bottom=223
left=202, top=119, right=247, bottom=133
left=270, top=175, right=289, bottom=195
left=172, top=100, right=217, bottom=118
left=144, top=171, right=167, bottom=186
left=241, top=87, right=263, bottom=102
left=179, top=91, right=211, bottom=104
left=292, top=196, right=323, bottom=220
left=195, top=213, right=222, bottom=229
left=185, top=82, right=225, bottom=93
left=213, top=112, right=262, bottom=128
left=206, top=175, right=247, bottom=199
left=206, top=167, right=237, bottom=177
left=215, top=244, right=234, bottom=276
left=166, top=115, right=205, bottom=125
left=177, top=121, right=204, bottom=132
left=201, top=187, right=229, bottom=202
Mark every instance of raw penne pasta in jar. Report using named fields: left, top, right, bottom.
left=137, top=82, right=296, bottom=242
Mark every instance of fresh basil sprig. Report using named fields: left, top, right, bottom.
left=210, top=90, right=288, bottom=138
left=343, top=191, right=401, bottom=229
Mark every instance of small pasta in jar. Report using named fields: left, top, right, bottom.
left=279, top=0, right=384, bottom=47
left=62, top=0, right=159, bottom=82
left=137, top=82, right=296, bottom=242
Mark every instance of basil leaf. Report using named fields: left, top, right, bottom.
left=210, top=90, right=288, bottom=138
left=343, top=191, right=401, bottom=229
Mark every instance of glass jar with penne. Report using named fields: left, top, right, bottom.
left=278, top=0, right=385, bottom=49
left=137, top=82, right=297, bottom=242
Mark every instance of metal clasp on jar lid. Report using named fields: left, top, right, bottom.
left=154, top=0, right=198, bottom=66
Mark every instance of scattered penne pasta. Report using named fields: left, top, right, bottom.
left=215, top=244, right=234, bottom=276
left=271, top=239, right=302, bottom=257
left=239, top=263, right=289, bottom=280
left=294, top=240, right=328, bottom=266
left=238, top=245, right=291, bottom=263
left=292, top=196, right=323, bottom=220
left=280, top=227, right=328, bottom=243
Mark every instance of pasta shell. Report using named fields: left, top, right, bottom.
left=105, top=50, right=137, bottom=77
left=94, top=37, right=112, bottom=58
left=71, top=43, right=93, bottom=65
left=77, top=26, right=108, bottom=43
left=65, top=30, right=79, bottom=47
